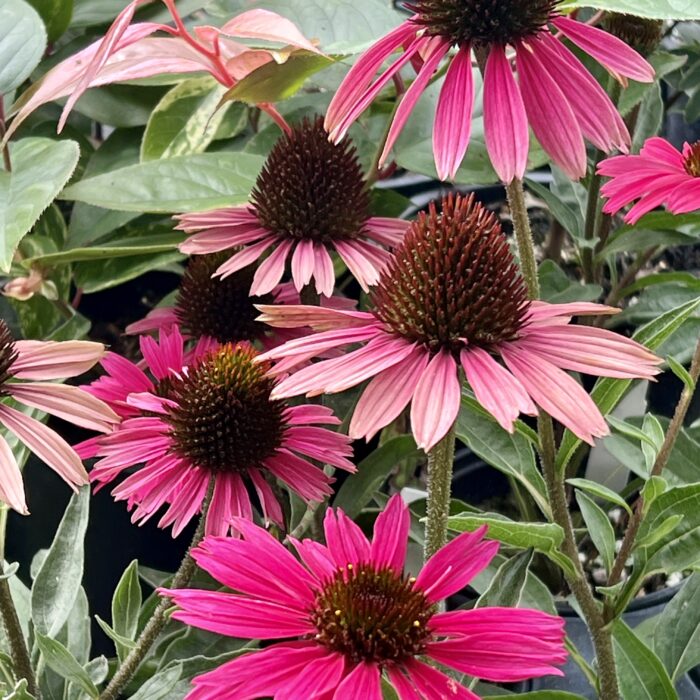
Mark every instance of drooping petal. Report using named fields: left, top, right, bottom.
left=251, top=239, right=293, bottom=295
left=0, top=433, right=27, bottom=515
left=410, top=350, right=461, bottom=451
left=125, top=306, right=179, bottom=335
left=249, top=468, right=284, bottom=526
left=433, top=45, right=474, bottom=181
left=313, top=242, right=336, bottom=297
left=291, top=239, right=316, bottom=291
left=256, top=304, right=376, bottom=331
left=178, top=224, right=269, bottom=254
left=11, top=340, right=105, bottom=379
left=333, top=661, right=381, bottom=700
left=483, top=45, right=529, bottom=183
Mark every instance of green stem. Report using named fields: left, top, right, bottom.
left=505, top=178, right=540, bottom=299
left=424, top=426, right=456, bottom=561
left=0, top=508, right=38, bottom=697
left=99, top=484, right=214, bottom=700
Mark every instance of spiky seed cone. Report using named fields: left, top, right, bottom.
left=603, top=13, right=664, bottom=56
left=0, top=320, right=18, bottom=395
left=684, top=141, right=700, bottom=178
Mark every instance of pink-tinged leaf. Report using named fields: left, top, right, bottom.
left=483, top=45, right=529, bottom=183
left=434, top=45, right=475, bottom=181
left=221, top=9, right=320, bottom=54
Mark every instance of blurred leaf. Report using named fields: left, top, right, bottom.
left=526, top=179, right=583, bottom=240
left=476, top=549, right=534, bottom=608
left=4, top=679, right=36, bottom=699
left=566, top=477, right=632, bottom=515
left=61, top=152, right=264, bottom=212
left=31, top=488, right=89, bottom=638
left=25, top=0, right=73, bottom=42
left=561, top=0, right=700, bottom=19
left=71, top=84, right=169, bottom=127
left=0, top=0, right=46, bottom=93
left=632, top=83, right=664, bottom=152
left=334, top=435, right=420, bottom=518
left=619, top=51, right=688, bottom=115
left=653, top=573, right=700, bottom=681
left=486, top=693, right=586, bottom=700
left=613, top=620, right=677, bottom=700
left=35, top=633, right=98, bottom=698
left=0, top=138, right=80, bottom=272
left=538, top=260, right=602, bottom=303
left=576, top=491, right=615, bottom=574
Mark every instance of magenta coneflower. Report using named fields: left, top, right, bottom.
left=325, top=2, right=654, bottom=182
left=176, top=117, right=409, bottom=296
left=598, top=137, right=700, bottom=224
left=87, top=338, right=353, bottom=536
left=161, top=494, right=566, bottom=699
left=0, top=320, right=117, bottom=514
left=125, top=253, right=355, bottom=350
left=258, top=194, right=662, bottom=451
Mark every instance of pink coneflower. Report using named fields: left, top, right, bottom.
left=161, top=494, right=567, bottom=699
left=0, top=320, right=117, bottom=514
left=258, top=194, right=662, bottom=451
left=598, top=137, right=700, bottom=224
left=176, top=117, right=409, bottom=296
left=325, top=2, right=654, bottom=182
left=87, top=339, right=353, bottom=536
left=125, top=253, right=354, bottom=350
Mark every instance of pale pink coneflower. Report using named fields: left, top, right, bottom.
left=85, top=337, right=353, bottom=537
left=325, top=1, right=654, bottom=182
left=125, top=253, right=355, bottom=350
left=598, top=137, right=700, bottom=224
left=161, top=493, right=567, bottom=699
left=176, top=117, right=409, bottom=297
left=0, top=320, right=118, bottom=514
left=258, top=194, right=662, bottom=452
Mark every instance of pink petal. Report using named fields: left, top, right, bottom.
left=410, top=350, right=461, bottom=451
left=483, top=45, right=529, bottom=183
left=125, top=306, right=178, bottom=335
left=365, top=217, right=410, bottom=247
left=220, top=9, right=320, bottom=54
left=178, top=225, right=269, bottom=255
left=276, top=650, right=346, bottom=698
left=667, top=177, right=700, bottom=214
left=404, top=658, right=479, bottom=700
left=553, top=17, right=655, bottom=83
left=324, top=507, right=371, bottom=568
left=334, top=662, right=381, bottom=700
left=381, top=37, right=450, bottom=168
left=645, top=137, right=686, bottom=168
left=0, top=433, right=27, bottom=514
left=415, top=526, right=498, bottom=603
left=291, top=239, right=316, bottom=291
left=12, top=340, right=105, bottom=379
left=460, top=347, right=537, bottom=432
left=515, top=41, right=587, bottom=179
left=251, top=240, right=293, bottom=296
left=256, top=304, right=375, bottom=331
left=433, top=45, right=474, bottom=181
left=214, top=237, right=276, bottom=278
left=386, top=666, right=421, bottom=700
left=349, top=345, right=430, bottom=441
left=8, top=383, right=119, bottom=432
left=370, top=493, right=410, bottom=572
left=249, top=469, right=284, bottom=526
left=313, top=243, right=336, bottom=297
left=264, top=451, right=333, bottom=503
left=0, top=404, right=88, bottom=489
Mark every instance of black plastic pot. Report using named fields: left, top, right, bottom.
left=522, top=586, right=700, bottom=698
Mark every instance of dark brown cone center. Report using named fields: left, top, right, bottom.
left=371, top=193, right=530, bottom=354
left=0, top=320, right=18, bottom=396
left=410, top=0, right=558, bottom=47
left=684, top=141, right=700, bottom=178
left=165, top=344, right=286, bottom=474
left=251, top=116, right=371, bottom=243
left=312, top=564, right=432, bottom=665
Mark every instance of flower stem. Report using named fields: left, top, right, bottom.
left=99, top=484, right=214, bottom=700
left=505, top=179, right=540, bottom=299
left=424, top=426, right=456, bottom=561
left=605, top=338, right=700, bottom=609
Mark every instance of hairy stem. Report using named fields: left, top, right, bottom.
left=99, top=484, right=214, bottom=700
left=424, top=426, right=456, bottom=561
left=605, top=338, right=700, bottom=608
left=506, top=179, right=540, bottom=299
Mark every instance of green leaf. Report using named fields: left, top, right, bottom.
left=61, top=152, right=264, bottom=213
left=485, top=694, right=587, bottom=700
left=526, top=178, right=583, bottom=240
left=667, top=355, right=696, bottom=391
left=653, top=573, right=700, bottom=681
left=476, top=549, right=534, bottom=609
left=4, top=679, right=36, bottom=699
left=94, top=616, right=137, bottom=654
left=636, top=484, right=700, bottom=575
left=447, top=512, right=577, bottom=578
left=576, top=491, right=615, bottom=574
left=333, top=435, right=420, bottom=519
left=221, top=52, right=334, bottom=105
left=538, top=260, right=602, bottom=303
left=35, top=633, right=98, bottom=698
left=641, top=476, right=668, bottom=514
left=607, top=415, right=659, bottom=450
left=566, top=477, right=632, bottom=516
left=556, top=297, right=700, bottom=473
left=632, top=83, right=664, bottom=153
left=456, top=398, right=550, bottom=517
left=561, top=0, right=700, bottom=19
left=636, top=514, right=684, bottom=549
left=31, top=488, right=89, bottom=637
left=613, top=620, right=678, bottom=700
left=641, top=414, right=665, bottom=473
left=0, top=138, right=80, bottom=272
left=0, top=0, right=46, bottom=94
left=141, top=77, right=232, bottom=162
left=111, top=560, right=142, bottom=663
left=25, top=0, right=72, bottom=42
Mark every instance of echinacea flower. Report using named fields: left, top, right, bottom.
left=4, top=0, right=320, bottom=142
left=325, top=1, right=654, bottom=182
left=87, top=337, right=353, bottom=536
left=125, top=252, right=355, bottom=349
left=598, top=137, right=700, bottom=224
left=258, top=194, right=662, bottom=451
left=161, top=494, right=567, bottom=699
left=176, top=117, right=409, bottom=296
left=0, top=320, right=117, bottom=514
